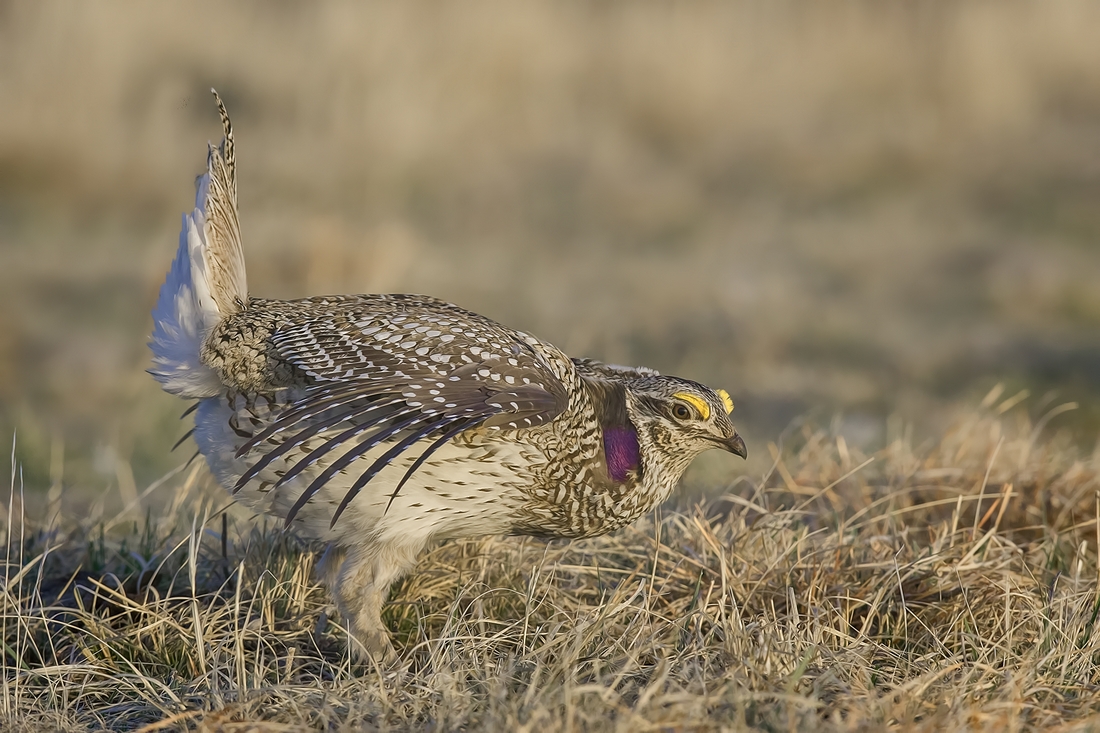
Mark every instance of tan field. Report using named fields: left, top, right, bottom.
left=3, top=2, right=1100, bottom=730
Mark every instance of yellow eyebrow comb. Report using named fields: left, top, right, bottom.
left=715, top=389, right=734, bottom=414
left=672, top=392, right=711, bottom=420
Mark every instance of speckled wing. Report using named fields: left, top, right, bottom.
left=235, top=296, right=570, bottom=526
left=572, top=358, right=660, bottom=381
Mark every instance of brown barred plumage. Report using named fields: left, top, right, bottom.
left=150, top=91, right=746, bottom=662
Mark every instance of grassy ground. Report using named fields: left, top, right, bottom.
left=4, top=3, right=1100, bottom=730
left=4, top=391, right=1100, bottom=731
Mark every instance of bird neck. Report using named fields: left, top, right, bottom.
left=580, top=374, right=644, bottom=484
left=603, top=426, right=640, bottom=482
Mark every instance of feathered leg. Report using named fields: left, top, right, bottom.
left=316, top=543, right=347, bottom=590
left=328, top=539, right=423, bottom=662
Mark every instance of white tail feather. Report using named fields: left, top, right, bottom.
left=149, top=90, right=248, bottom=398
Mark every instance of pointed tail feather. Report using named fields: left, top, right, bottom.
left=149, top=89, right=248, bottom=398
left=201, top=90, right=248, bottom=319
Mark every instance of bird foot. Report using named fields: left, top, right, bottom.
left=348, top=627, right=397, bottom=665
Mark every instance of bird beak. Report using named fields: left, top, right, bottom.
left=722, top=432, right=747, bottom=459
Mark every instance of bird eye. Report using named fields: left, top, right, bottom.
left=672, top=403, right=692, bottom=421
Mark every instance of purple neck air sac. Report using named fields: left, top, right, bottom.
left=603, top=426, right=640, bottom=482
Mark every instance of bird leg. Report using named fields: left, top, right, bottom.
left=321, top=540, right=421, bottom=663
left=316, top=543, right=347, bottom=595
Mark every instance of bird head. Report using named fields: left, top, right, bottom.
left=624, top=376, right=746, bottom=477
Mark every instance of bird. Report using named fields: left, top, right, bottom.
left=149, top=91, right=747, bottom=662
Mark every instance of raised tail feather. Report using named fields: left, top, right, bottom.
left=149, top=89, right=248, bottom=398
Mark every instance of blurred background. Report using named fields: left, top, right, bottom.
left=2, top=1, right=1100, bottom=498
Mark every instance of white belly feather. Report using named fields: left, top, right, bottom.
left=194, top=394, right=529, bottom=546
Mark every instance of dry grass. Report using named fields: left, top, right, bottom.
left=4, top=4, right=1100, bottom=730
left=4, top=392, right=1100, bottom=731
